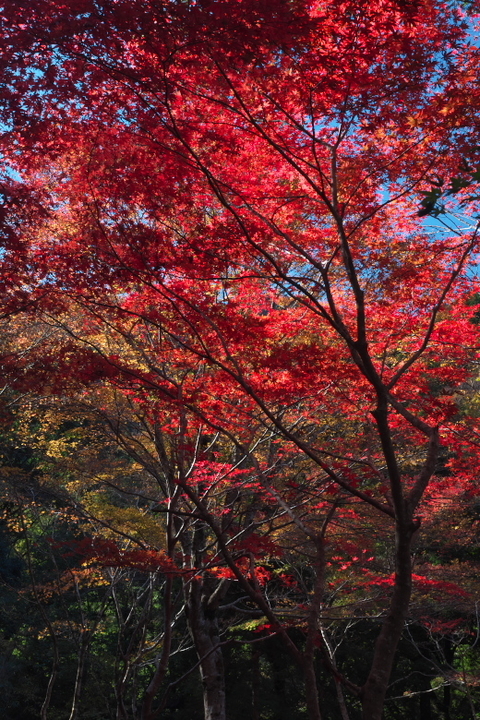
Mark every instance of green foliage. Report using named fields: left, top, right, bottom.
left=418, top=160, right=480, bottom=217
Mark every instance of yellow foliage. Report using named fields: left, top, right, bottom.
left=83, top=496, right=166, bottom=548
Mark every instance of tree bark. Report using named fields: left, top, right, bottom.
left=68, top=629, right=91, bottom=720
left=303, top=538, right=325, bottom=720
left=141, top=575, right=174, bottom=720
left=185, top=575, right=227, bottom=720
left=361, top=520, right=414, bottom=720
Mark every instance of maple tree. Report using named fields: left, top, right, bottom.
left=2, top=0, right=480, bottom=718
left=1, top=319, right=480, bottom=717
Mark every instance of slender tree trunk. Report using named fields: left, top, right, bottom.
left=303, top=538, right=325, bottom=720
left=303, top=659, right=323, bottom=720
left=68, top=630, right=91, bottom=720
left=141, top=575, right=174, bottom=720
left=185, top=576, right=227, bottom=720
left=142, top=486, right=181, bottom=720
left=40, top=617, right=59, bottom=720
left=115, top=671, right=130, bottom=720
left=21, top=510, right=59, bottom=720
left=361, top=521, right=414, bottom=720
left=442, top=637, right=454, bottom=720
left=320, top=627, right=350, bottom=720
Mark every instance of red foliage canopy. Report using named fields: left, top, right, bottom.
left=1, top=1, right=480, bottom=718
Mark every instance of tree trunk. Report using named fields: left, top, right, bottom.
left=141, top=575, right=174, bottom=720
left=419, top=689, right=433, bottom=720
left=302, top=538, right=325, bottom=720
left=185, top=575, right=227, bottom=720
left=303, top=658, right=323, bottom=720
left=361, top=521, right=414, bottom=720
left=68, top=629, right=91, bottom=720
left=442, top=637, right=455, bottom=720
